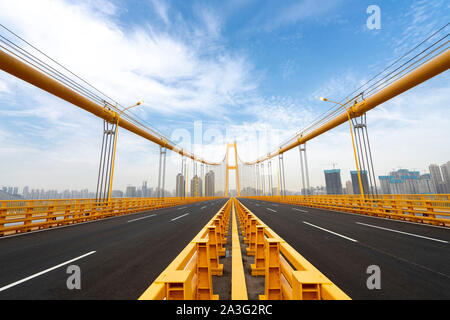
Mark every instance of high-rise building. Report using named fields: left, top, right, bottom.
left=351, top=171, right=370, bottom=195
left=429, top=164, right=445, bottom=194
left=379, top=176, right=391, bottom=194
left=324, top=169, right=343, bottom=195
left=205, top=171, right=215, bottom=197
left=176, top=173, right=185, bottom=198
left=379, top=169, right=435, bottom=194
left=111, top=190, right=124, bottom=198
left=22, top=186, right=30, bottom=199
left=126, top=186, right=137, bottom=198
left=190, top=175, right=203, bottom=197
left=440, top=161, right=450, bottom=193
left=141, top=181, right=150, bottom=198
left=345, top=180, right=353, bottom=195
left=418, top=174, right=435, bottom=194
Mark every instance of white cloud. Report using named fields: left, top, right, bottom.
left=264, top=0, right=343, bottom=30
left=150, top=0, right=170, bottom=25
left=0, top=78, right=9, bottom=93
left=0, top=0, right=255, bottom=117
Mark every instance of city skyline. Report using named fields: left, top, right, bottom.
left=4, top=159, right=449, bottom=200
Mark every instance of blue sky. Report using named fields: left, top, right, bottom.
left=0, top=0, right=449, bottom=192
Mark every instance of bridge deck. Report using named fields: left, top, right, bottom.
left=0, top=199, right=227, bottom=299
left=0, top=198, right=449, bottom=299
left=238, top=198, right=450, bottom=299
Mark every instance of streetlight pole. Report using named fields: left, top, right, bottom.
left=107, top=101, right=144, bottom=203
left=320, top=97, right=365, bottom=200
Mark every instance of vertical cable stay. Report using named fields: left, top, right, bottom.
left=157, top=146, right=167, bottom=198
left=95, top=120, right=117, bottom=202
left=351, top=115, right=379, bottom=198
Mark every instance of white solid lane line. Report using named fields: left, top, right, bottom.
left=200, top=206, right=207, bottom=210
left=356, top=222, right=449, bottom=244
left=292, top=208, right=308, bottom=213
left=177, top=207, right=188, bottom=210
left=127, top=214, right=156, bottom=223
left=267, top=208, right=277, bottom=213
left=0, top=251, right=96, bottom=292
left=171, top=213, right=189, bottom=221
left=303, top=222, right=358, bottom=243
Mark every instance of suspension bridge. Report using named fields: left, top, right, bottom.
left=0, top=24, right=449, bottom=300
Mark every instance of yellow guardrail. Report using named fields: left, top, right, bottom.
left=234, top=198, right=351, bottom=300
left=139, top=199, right=232, bottom=300
left=246, top=195, right=450, bottom=227
left=0, top=197, right=221, bottom=236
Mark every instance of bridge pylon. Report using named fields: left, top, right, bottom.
left=225, top=142, right=240, bottom=197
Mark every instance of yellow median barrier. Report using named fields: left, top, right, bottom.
left=231, top=199, right=248, bottom=300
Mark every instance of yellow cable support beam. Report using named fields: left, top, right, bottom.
left=242, top=49, right=450, bottom=164
left=0, top=50, right=220, bottom=166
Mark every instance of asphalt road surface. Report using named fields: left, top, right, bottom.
left=0, top=199, right=228, bottom=300
left=1, top=197, right=449, bottom=300
left=238, top=198, right=450, bottom=300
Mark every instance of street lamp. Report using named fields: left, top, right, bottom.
left=319, top=97, right=365, bottom=200
left=107, top=101, right=144, bottom=203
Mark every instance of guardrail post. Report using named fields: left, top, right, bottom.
left=25, top=201, right=33, bottom=232
left=424, top=201, right=438, bottom=225
left=164, top=270, right=193, bottom=300
left=208, top=226, right=224, bottom=276
left=251, top=225, right=266, bottom=276
left=0, top=201, right=6, bottom=236
left=246, top=218, right=257, bottom=256
left=196, top=239, right=219, bottom=300
left=214, top=218, right=226, bottom=257
left=260, top=238, right=282, bottom=300
left=64, top=204, right=71, bottom=225
left=244, top=211, right=252, bottom=244
left=292, top=271, right=331, bottom=300
left=218, top=212, right=227, bottom=242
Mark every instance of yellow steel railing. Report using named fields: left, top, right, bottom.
left=234, top=198, right=351, bottom=300
left=0, top=197, right=221, bottom=237
left=139, top=199, right=232, bottom=300
left=245, top=194, right=450, bottom=227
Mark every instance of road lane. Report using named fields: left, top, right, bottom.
left=0, top=199, right=228, bottom=299
left=238, top=198, right=450, bottom=299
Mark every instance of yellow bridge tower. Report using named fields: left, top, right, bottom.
left=225, top=142, right=240, bottom=197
